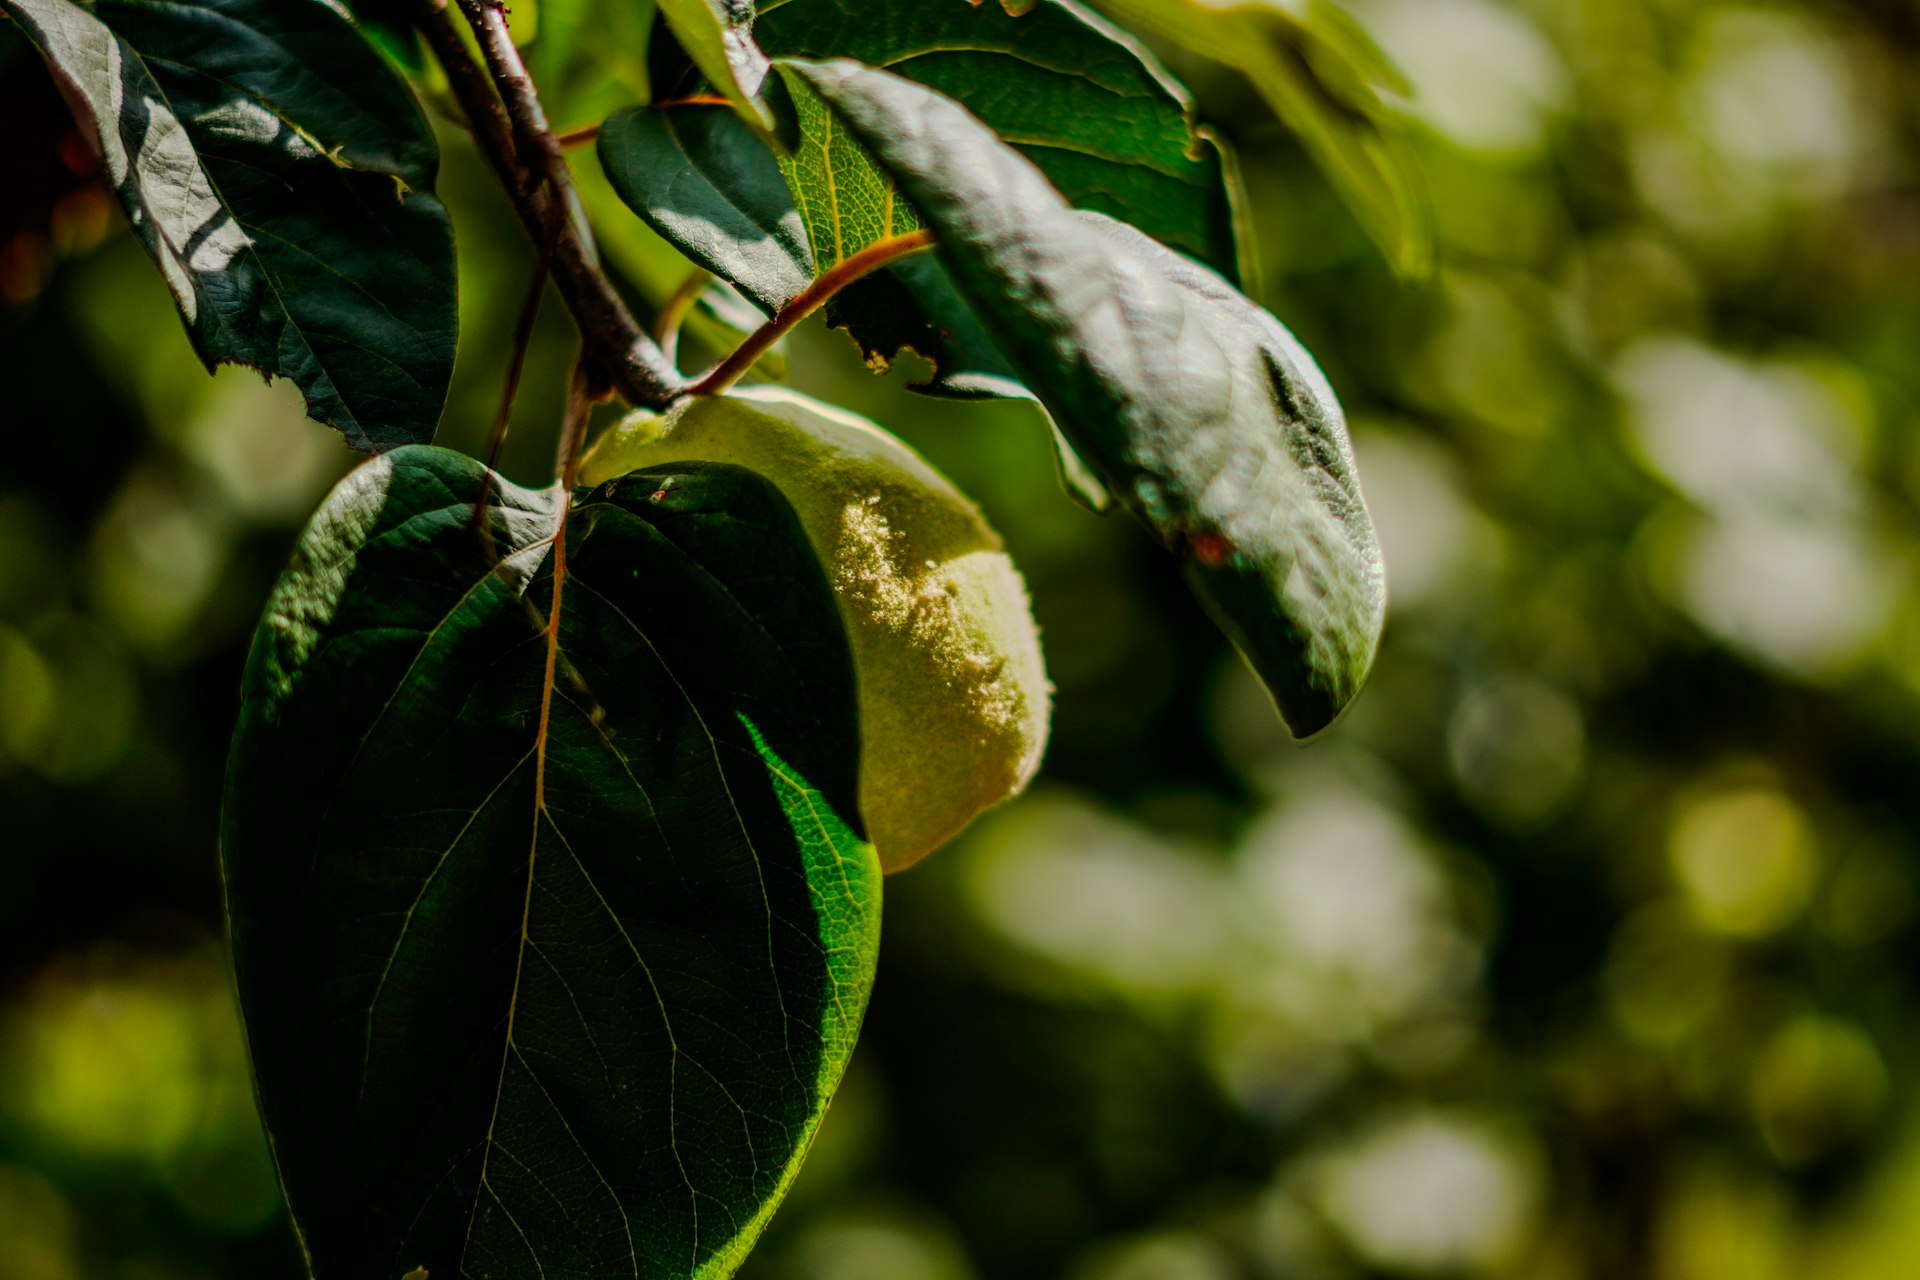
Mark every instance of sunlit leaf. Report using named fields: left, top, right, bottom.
left=223, top=447, right=880, bottom=1277
left=791, top=59, right=1385, bottom=734
left=655, top=0, right=776, bottom=135
left=759, top=0, right=1248, bottom=397
left=598, top=100, right=813, bottom=314
left=574, top=159, right=790, bottom=377
left=603, top=0, right=1247, bottom=402
left=756, top=0, right=1243, bottom=280
left=772, top=65, right=924, bottom=273
left=3, top=0, right=457, bottom=451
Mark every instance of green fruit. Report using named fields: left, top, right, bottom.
left=580, top=387, right=1050, bottom=872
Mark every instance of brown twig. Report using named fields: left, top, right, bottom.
left=554, top=123, right=600, bottom=150
left=408, top=0, right=683, bottom=412
left=485, top=250, right=552, bottom=476
left=555, top=354, right=594, bottom=491
left=466, top=234, right=556, bottom=543
left=689, top=230, right=937, bottom=396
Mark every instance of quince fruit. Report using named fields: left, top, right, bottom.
left=581, top=387, right=1049, bottom=872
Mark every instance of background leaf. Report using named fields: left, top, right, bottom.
left=2, top=0, right=457, bottom=452
left=526, top=0, right=655, bottom=130
left=338, top=0, right=422, bottom=70
left=1089, top=0, right=1434, bottom=277
left=223, top=447, right=880, bottom=1277
left=792, top=58, right=1385, bottom=735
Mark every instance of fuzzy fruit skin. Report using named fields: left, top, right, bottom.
left=580, top=387, right=1050, bottom=872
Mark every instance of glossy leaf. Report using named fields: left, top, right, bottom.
left=1089, top=0, right=1434, bottom=277
left=656, top=0, right=776, bottom=135
left=3, top=0, right=457, bottom=452
left=574, top=159, right=790, bottom=378
left=792, top=59, right=1385, bottom=735
left=762, top=0, right=1247, bottom=397
left=605, top=0, right=1247, bottom=400
left=223, top=447, right=880, bottom=1277
left=756, top=0, right=1242, bottom=280
left=598, top=101, right=812, bottom=315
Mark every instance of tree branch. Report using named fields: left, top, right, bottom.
left=407, top=0, right=683, bottom=410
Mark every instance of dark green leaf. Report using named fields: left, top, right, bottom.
left=339, top=0, right=422, bottom=71
left=1091, top=0, right=1434, bottom=277
left=823, top=254, right=1019, bottom=396
left=3, top=0, right=457, bottom=452
left=757, top=0, right=1247, bottom=399
left=756, top=0, right=1242, bottom=281
left=792, top=59, right=1384, bottom=735
left=574, top=159, right=790, bottom=378
left=223, top=447, right=880, bottom=1277
left=817, top=258, right=1113, bottom=509
left=602, top=0, right=1246, bottom=401
left=598, top=101, right=813, bottom=316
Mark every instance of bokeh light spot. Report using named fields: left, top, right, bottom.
left=1446, top=675, right=1587, bottom=828
left=1750, top=1015, right=1888, bottom=1164
left=1313, top=1112, right=1541, bottom=1274
left=1668, top=784, right=1817, bottom=937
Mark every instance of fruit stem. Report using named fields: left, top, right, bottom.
left=688, top=230, right=938, bottom=398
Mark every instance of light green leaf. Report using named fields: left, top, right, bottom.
left=772, top=64, right=923, bottom=273
left=756, top=0, right=1243, bottom=281
left=3, top=0, right=457, bottom=451
left=791, top=59, right=1386, bottom=735
left=223, top=447, right=880, bottom=1277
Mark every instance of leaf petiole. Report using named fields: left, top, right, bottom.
left=654, top=267, right=714, bottom=368
left=689, top=229, right=936, bottom=397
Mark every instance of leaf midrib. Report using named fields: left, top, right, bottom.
left=445, top=511, right=816, bottom=1277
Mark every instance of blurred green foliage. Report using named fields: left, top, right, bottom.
left=4, top=0, right=1920, bottom=1277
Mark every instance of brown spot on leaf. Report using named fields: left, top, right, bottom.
left=1190, top=531, right=1233, bottom=568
